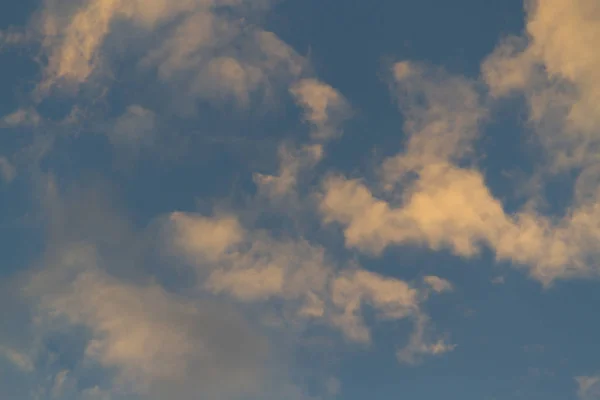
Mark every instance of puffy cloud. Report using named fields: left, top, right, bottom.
left=319, top=59, right=600, bottom=285
left=321, top=159, right=600, bottom=284
left=168, top=211, right=453, bottom=357
left=169, top=211, right=331, bottom=309
left=0, top=28, right=29, bottom=49
left=577, top=376, right=600, bottom=400
left=290, top=78, right=351, bottom=140
left=254, top=144, right=323, bottom=199
left=0, top=179, right=284, bottom=400
left=482, top=0, right=600, bottom=171
left=0, top=346, right=34, bottom=372
left=330, top=270, right=418, bottom=343
left=109, top=105, right=156, bottom=150
left=141, top=10, right=305, bottom=108
left=36, top=0, right=210, bottom=91
left=169, top=212, right=245, bottom=262
left=0, top=157, right=16, bottom=183
left=397, top=314, right=456, bottom=365
left=423, top=276, right=453, bottom=293
left=254, top=80, right=350, bottom=201
left=383, top=61, right=486, bottom=184
left=26, top=243, right=269, bottom=398
left=31, top=0, right=302, bottom=107
left=320, top=164, right=506, bottom=257
left=1, top=108, right=41, bottom=127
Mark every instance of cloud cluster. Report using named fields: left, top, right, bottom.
left=169, top=211, right=453, bottom=355
left=27, top=244, right=269, bottom=399
left=34, top=0, right=303, bottom=109
left=254, top=79, right=351, bottom=201
left=578, top=376, right=600, bottom=400
left=320, top=27, right=600, bottom=284
left=483, top=0, right=600, bottom=171
left=4, top=0, right=600, bottom=398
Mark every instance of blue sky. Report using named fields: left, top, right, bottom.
left=1, top=0, right=600, bottom=399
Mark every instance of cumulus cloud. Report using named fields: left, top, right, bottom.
left=0, top=346, right=34, bottom=372
left=168, top=211, right=453, bottom=356
left=482, top=0, right=600, bottom=172
left=109, top=105, right=156, bottom=150
left=319, top=59, right=600, bottom=285
left=36, top=0, right=209, bottom=91
left=27, top=244, right=268, bottom=398
left=397, top=314, right=456, bottom=365
left=329, top=269, right=418, bottom=343
left=254, top=143, right=324, bottom=199
left=254, top=79, right=350, bottom=200
left=0, top=178, right=307, bottom=400
left=290, top=78, right=352, bottom=140
left=383, top=61, right=486, bottom=184
left=1, top=108, right=41, bottom=127
left=577, top=376, right=600, bottom=400
left=31, top=0, right=303, bottom=108
left=0, top=157, right=16, bottom=183
left=423, top=276, right=454, bottom=293
left=10, top=0, right=600, bottom=398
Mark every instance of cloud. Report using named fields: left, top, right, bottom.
left=319, top=60, right=600, bottom=285
left=168, top=211, right=453, bottom=358
left=290, top=78, right=352, bottom=140
left=0, top=157, right=16, bottom=183
left=254, top=143, right=324, bottom=199
left=254, top=79, right=350, bottom=200
left=329, top=269, right=418, bottom=343
left=1, top=108, right=41, bottom=127
left=32, top=0, right=302, bottom=107
left=423, top=276, right=453, bottom=293
left=0, top=346, right=34, bottom=372
left=577, top=376, right=600, bottom=400
left=140, top=8, right=305, bottom=109
left=27, top=245, right=269, bottom=398
left=35, top=0, right=207, bottom=91
left=169, top=211, right=332, bottom=309
left=109, top=105, right=156, bottom=150
left=383, top=61, right=486, bottom=184
left=0, top=178, right=304, bottom=400
left=397, top=314, right=456, bottom=365
left=482, top=0, right=600, bottom=171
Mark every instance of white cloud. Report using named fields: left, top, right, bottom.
left=0, top=346, right=34, bottom=372
left=109, top=105, right=156, bottom=150
left=482, top=0, right=600, bottom=172
left=290, top=78, right=351, bottom=141
left=423, top=276, right=453, bottom=293
left=26, top=243, right=270, bottom=399
left=318, top=59, right=600, bottom=285
left=254, top=79, right=351, bottom=201
left=0, top=157, right=16, bottom=183
left=383, top=61, right=486, bottom=184
left=169, top=212, right=452, bottom=359
left=330, top=270, right=418, bottom=343
left=397, top=314, right=456, bottom=365
left=578, top=376, right=600, bottom=400
left=141, top=11, right=305, bottom=108
left=2, top=108, right=41, bottom=127
left=31, top=0, right=302, bottom=108
left=254, top=144, right=324, bottom=199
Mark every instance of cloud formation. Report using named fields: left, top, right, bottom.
left=320, top=55, right=600, bottom=285
left=168, top=211, right=453, bottom=355
left=4, top=0, right=600, bottom=399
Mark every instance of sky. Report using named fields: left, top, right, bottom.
left=1, top=0, right=600, bottom=399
